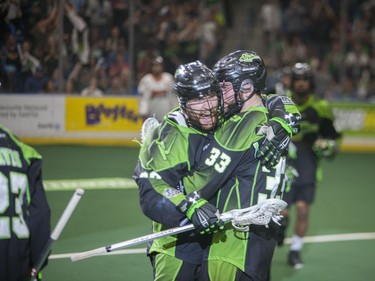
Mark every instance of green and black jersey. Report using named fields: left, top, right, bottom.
left=290, top=94, right=341, bottom=145
left=183, top=107, right=286, bottom=279
left=0, top=125, right=51, bottom=281
left=285, top=93, right=341, bottom=188
left=134, top=110, right=216, bottom=263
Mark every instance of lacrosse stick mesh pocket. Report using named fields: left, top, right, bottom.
left=141, top=117, right=160, bottom=143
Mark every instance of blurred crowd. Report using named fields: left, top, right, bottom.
left=261, top=0, right=375, bottom=101
left=0, top=0, right=374, bottom=101
left=0, top=0, right=226, bottom=95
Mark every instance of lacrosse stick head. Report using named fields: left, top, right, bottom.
left=141, top=117, right=160, bottom=143
left=230, top=199, right=287, bottom=232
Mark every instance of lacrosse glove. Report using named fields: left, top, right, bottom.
left=256, top=119, right=292, bottom=169
left=177, top=191, right=224, bottom=235
left=313, top=139, right=338, bottom=159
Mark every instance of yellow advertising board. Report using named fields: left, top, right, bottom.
left=66, top=97, right=143, bottom=131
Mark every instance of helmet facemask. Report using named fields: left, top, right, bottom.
left=291, top=62, right=314, bottom=99
left=174, top=61, right=224, bottom=133
left=219, top=80, right=243, bottom=119
left=180, top=90, right=221, bottom=133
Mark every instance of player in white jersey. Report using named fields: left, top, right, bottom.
left=138, top=56, right=178, bottom=121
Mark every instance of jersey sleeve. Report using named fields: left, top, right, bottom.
left=133, top=120, right=207, bottom=227
left=262, top=94, right=301, bottom=136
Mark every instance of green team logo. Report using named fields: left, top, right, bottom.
left=239, top=53, right=260, bottom=62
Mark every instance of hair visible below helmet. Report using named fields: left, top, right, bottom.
left=291, top=62, right=314, bottom=92
left=213, top=50, right=267, bottom=118
left=173, top=60, right=222, bottom=132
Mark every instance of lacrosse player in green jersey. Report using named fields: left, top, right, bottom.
left=133, top=57, right=300, bottom=281
left=0, top=125, right=51, bottom=281
left=275, top=63, right=342, bottom=269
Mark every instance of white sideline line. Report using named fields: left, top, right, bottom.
left=50, top=232, right=375, bottom=260
left=284, top=232, right=375, bottom=244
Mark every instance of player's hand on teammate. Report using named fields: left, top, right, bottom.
left=256, top=120, right=291, bottom=169
left=177, top=191, right=224, bottom=235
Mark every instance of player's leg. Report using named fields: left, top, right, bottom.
left=295, top=200, right=310, bottom=238
left=288, top=184, right=314, bottom=269
left=286, top=144, right=317, bottom=268
left=200, top=260, right=236, bottom=281
left=201, top=259, right=275, bottom=281
left=151, top=252, right=200, bottom=281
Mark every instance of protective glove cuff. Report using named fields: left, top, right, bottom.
left=270, top=117, right=293, bottom=136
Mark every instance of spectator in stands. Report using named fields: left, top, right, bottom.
left=20, top=40, right=41, bottom=75
left=1, top=33, right=22, bottom=93
left=42, top=34, right=59, bottom=76
left=310, top=0, right=336, bottom=57
left=85, top=0, right=112, bottom=39
left=136, top=41, right=160, bottom=83
left=108, top=51, right=130, bottom=89
left=29, top=0, right=58, bottom=60
left=344, top=41, right=370, bottom=100
left=105, top=26, right=123, bottom=55
left=105, top=76, right=127, bottom=96
left=80, top=76, right=103, bottom=96
left=66, top=1, right=89, bottom=60
left=260, top=0, right=282, bottom=49
left=282, top=0, right=309, bottom=42
left=137, top=56, right=176, bottom=121
left=43, top=79, right=58, bottom=93
left=19, top=39, right=41, bottom=92
left=65, top=79, right=77, bottom=95
left=23, top=65, right=48, bottom=93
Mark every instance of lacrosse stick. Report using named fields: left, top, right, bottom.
left=30, top=189, right=85, bottom=281
left=71, top=198, right=286, bottom=262
left=141, top=117, right=160, bottom=143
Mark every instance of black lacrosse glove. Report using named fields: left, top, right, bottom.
left=313, top=139, right=338, bottom=159
left=256, top=119, right=292, bottom=169
left=177, top=191, right=224, bottom=235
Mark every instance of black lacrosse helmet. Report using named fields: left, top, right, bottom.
left=213, top=50, right=267, bottom=118
left=173, top=60, right=223, bottom=133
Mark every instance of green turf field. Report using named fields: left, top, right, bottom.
left=35, top=145, right=375, bottom=281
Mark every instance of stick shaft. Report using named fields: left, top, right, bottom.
left=70, top=199, right=287, bottom=262
left=51, top=188, right=84, bottom=240
left=71, top=209, right=248, bottom=262
left=31, top=188, right=85, bottom=278
left=71, top=224, right=194, bottom=262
